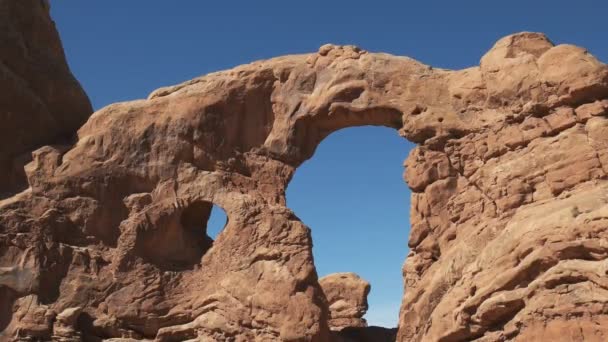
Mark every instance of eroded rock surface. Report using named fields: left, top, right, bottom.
left=0, top=0, right=92, bottom=197
left=319, top=273, right=370, bottom=330
left=321, top=273, right=398, bottom=342
left=1, top=8, right=607, bottom=341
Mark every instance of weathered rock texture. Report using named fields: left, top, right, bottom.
left=1, top=7, right=607, bottom=341
left=321, top=273, right=397, bottom=342
left=0, top=0, right=92, bottom=197
left=319, top=273, right=370, bottom=330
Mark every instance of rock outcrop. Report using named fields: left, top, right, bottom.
left=0, top=0, right=92, bottom=197
left=1, top=6, right=608, bottom=341
left=320, top=273, right=398, bottom=342
left=319, top=273, right=370, bottom=330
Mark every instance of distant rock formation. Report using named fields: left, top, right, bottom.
left=319, top=273, right=370, bottom=330
left=0, top=0, right=92, bottom=197
left=320, top=273, right=398, bottom=342
left=2, top=4, right=608, bottom=341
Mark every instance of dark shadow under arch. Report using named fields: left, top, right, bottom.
left=136, top=201, right=228, bottom=271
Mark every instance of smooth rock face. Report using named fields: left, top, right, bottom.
left=319, top=273, right=370, bottom=330
left=0, top=0, right=92, bottom=197
left=1, top=10, right=608, bottom=342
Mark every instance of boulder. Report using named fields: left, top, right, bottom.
left=319, top=273, right=370, bottom=330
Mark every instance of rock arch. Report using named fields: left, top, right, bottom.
left=1, top=27, right=608, bottom=342
left=119, top=195, right=229, bottom=272
left=286, top=124, right=412, bottom=332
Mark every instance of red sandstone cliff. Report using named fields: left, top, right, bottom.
left=1, top=4, right=608, bottom=342
left=0, top=0, right=92, bottom=197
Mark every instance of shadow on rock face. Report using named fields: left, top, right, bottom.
left=0, top=0, right=92, bottom=199
left=0, top=287, right=16, bottom=332
left=135, top=200, right=225, bottom=271
left=332, top=326, right=398, bottom=342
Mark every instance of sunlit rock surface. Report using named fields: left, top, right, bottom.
left=1, top=4, right=608, bottom=341
left=320, top=273, right=370, bottom=331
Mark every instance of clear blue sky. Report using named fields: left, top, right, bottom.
left=51, top=1, right=607, bottom=327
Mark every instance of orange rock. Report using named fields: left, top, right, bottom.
left=0, top=0, right=92, bottom=197
left=1, top=7, right=608, bottom=341
left=319, top=273, right=370, bottom=331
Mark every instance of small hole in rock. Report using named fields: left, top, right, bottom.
left=207, top=204, right=228, bottom=240
left=411, top=106, right=424, bottom=115
left=136, top=201, right=228, bottom=271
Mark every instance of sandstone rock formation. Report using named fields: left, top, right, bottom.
left=320, top=273, right=398, bottom=342
left=1, top=5, right=608, bottom=341
left=319, top=273, right=370, bottom=330
left=0, top=0, right=92, bottom=197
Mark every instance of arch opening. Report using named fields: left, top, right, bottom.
left=207, top=204, right=228, bottom=240
left=136, top=201, right=228, bottom=271
left=286, top=125, right=415, bottom=331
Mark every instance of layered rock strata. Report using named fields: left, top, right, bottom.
left=1, top=7, right=607, bottom=341
left=319, top=273, right=370, bottom=330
